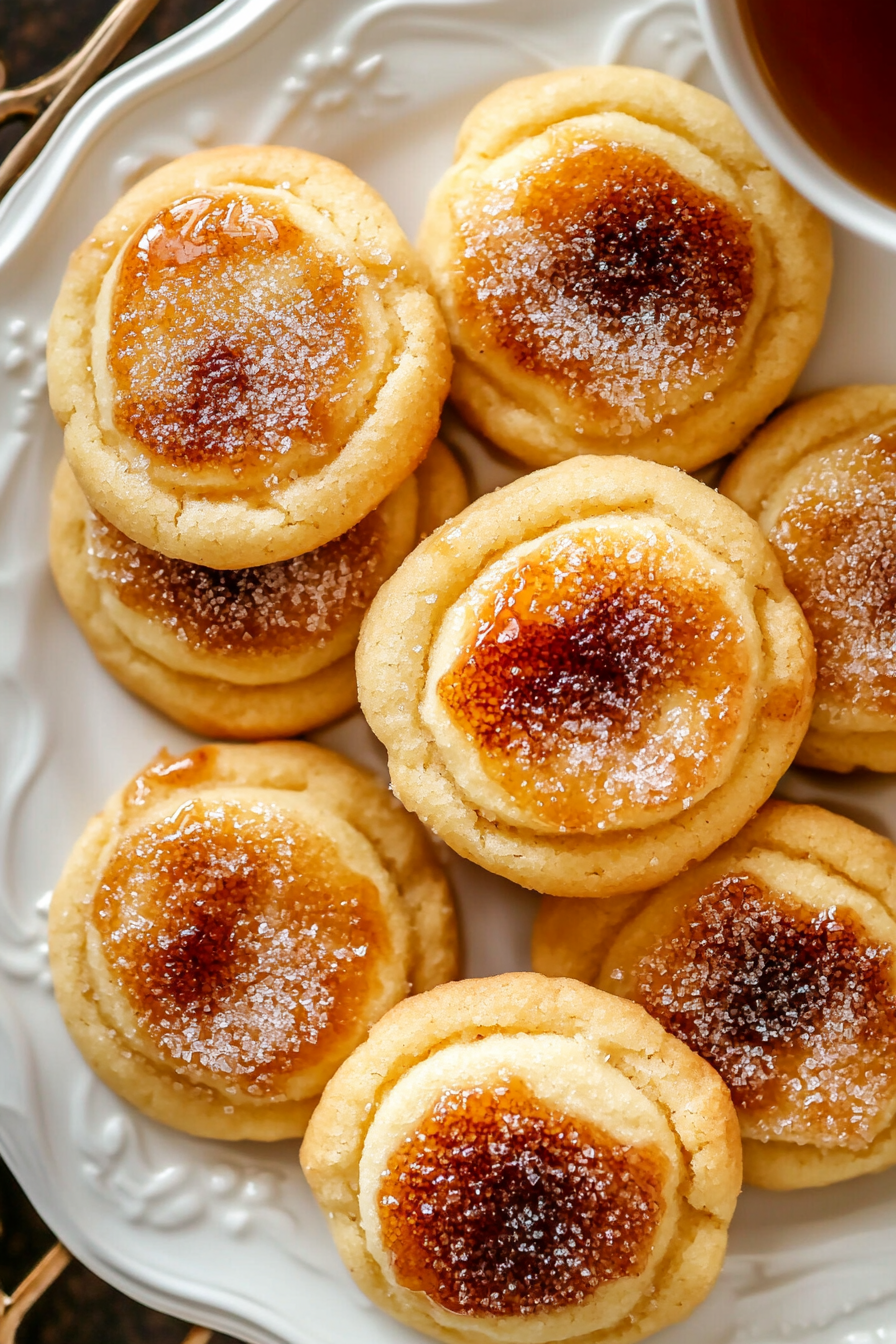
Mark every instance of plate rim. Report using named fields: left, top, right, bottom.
left=0, top=0, right=285, bottom=265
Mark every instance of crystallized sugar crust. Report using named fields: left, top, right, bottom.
left=49, top=443, right=466, bottom=737
left=722, top=385, right=896, bottom=772
left=534, top=800, right=896, bottom=1187
left=47, top=146, right=452, bottom=568
left=357, top=456, right=815, bottom=899
left=419, top=66, right=831, bottom=470
left=301, top=973, right=741, bottom=1344
left=48, top=742, right=458, bottom=1140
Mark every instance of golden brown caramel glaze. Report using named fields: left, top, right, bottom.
left=437, top=528, right=752, bottom=829
left=87, top=508, right=385, bottom=658
left=455, top=142, right=754, bottom=420
left=768, top=432, right=896, bottom=720
left=123, top=746, right=219, bottom=807
left=377, top=1079, right=665, bottom=1316
left=108, top=192, right=364, bottom=472
left=94, top=798, right=389, bottom=1092
left=628, top=875, right=896, bottom=1148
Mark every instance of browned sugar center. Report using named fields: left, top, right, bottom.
left=87, top=509, right=385, bottom=657
left=94, top=799, right=387, bottom=1090
left=378, top=1079, right=665, bottom=1316
left=108, top=192, right=364, bottom=472
left=437, top=530, right=750, bottom=827
left=124, top=746, right=219, bottom=807
left=456, top=142, right=754, bottom=420
left=769, top=432, right=896, bottom=718
left=630, top=875, right=896, bottom=1146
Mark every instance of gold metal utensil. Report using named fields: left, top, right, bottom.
left=0, top=0, right=162, bottom=201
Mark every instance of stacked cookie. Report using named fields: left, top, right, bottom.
left=43, top=64, right=896, bottom=1344
left=47, top=145, right=465, bottom=737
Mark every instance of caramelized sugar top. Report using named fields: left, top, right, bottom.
left=94, top=798, right=389, bottom=1091
left=124, top=746, right=219, bottom=807
left=108, top=192, right=364, bottom=473
left=377, top=1079, right=665, bottom=1316
left=456, top=142, right=754, bottom=426
left=629, top=875, right=896, bottom=1147
left=769, top=432, right=896, bottom=719
left=437, top=526, right=752, bottom=830
left=88, top=508, right=385, bottom=657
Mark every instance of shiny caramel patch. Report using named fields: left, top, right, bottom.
left=455, top=141, right=754, bottom=428
left=628, top=875, right=896, bottom=1148
left=437, top=527, right=753, bottom=830
left=123, top=746, right=219, bottom=808
left=769, top=431, right=896, bottom=721
left=94, top=799, right=388, bottom=1091
left=108, top=192, right=364, bottom=473
left=377, top=1079, right=665, bottom=1316
left=87, top=508, right=385, bottom=658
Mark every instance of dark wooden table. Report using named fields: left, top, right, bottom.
left=0, top=0, right=221, bottom=162
left=0, top=12, right=245, bottom=1340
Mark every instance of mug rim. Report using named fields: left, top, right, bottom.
left=695, top=0, right=896, bottom=250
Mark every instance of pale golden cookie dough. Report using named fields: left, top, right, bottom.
left=49, top=742, right=458, bottom=1141
left=419, top=66, right=831, bottom=471
left=722, top=385, right=896, bottom=772
left=301, top=972, right=740, bottom=1344
left=413, top=436, right=470, bottom=541
left=49, top=442, right=467, bottom=739
left=533, top=801, right=896, bottom=1188
left=47, top=145, right=452, bottom=567
left=356, top=456, right=815, bottom=899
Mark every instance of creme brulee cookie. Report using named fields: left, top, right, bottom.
left=301, top=973, right=740, bottom=1344
left=356, top=456, right=814, bottom=899
left=419, top=66, right=831, bottom=471
left=48, top=743, right=458, bottom=1140
left=533, top=802, right=896, bottom=1188
left=47, top=146, right=451, bottom=567
left=722, top=386, right=896, bottom=772
left=49, top=442, right=467, bottom=739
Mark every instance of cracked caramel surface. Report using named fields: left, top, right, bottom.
left=455, top=142, right=754, bottom=424
left=87, top=508, right=385, bottom=657
left=377, top=1079, right=665, bottom=1315
left=108, top=192, right=365, bottom=473
left=628, top=875, right=896, bottom=1148
left=436, top=525, right=753, bottom=830
left=768, top=432, right=896, bottom=721
left=93, top=798, right=389, bottom=1092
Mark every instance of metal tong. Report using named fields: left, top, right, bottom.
left=0, top=0, right=162, bottom=201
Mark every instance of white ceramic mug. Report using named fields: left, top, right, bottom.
left=696, top=0, right=896, bottom=250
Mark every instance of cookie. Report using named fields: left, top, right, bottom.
left=301, top=972, right=740, bottom=1344
left=533, top=801, right=896, bottom=1188
left=418, top=66, right=831, bottom=471
left=49, top=442, right=467, bottom=739
left=356, top=456, right=815, bottom=898
left=47, top=146, right=452, bottom=567
left=722, top=385, right=896, bottom=771
left=48, top=742, right=458, bottom=1140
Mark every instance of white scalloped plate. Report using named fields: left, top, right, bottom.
left=2, top=2, right=896, bottom=1342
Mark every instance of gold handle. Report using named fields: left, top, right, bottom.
left=0, top=0, right=163, bottom=200
left=0, top=1239, right=219, bottom=1342
left=0, top=1243, right=71, bottom=1344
